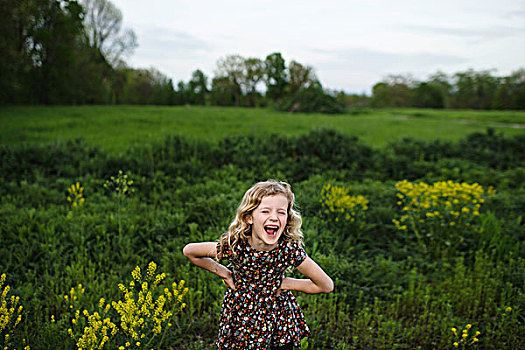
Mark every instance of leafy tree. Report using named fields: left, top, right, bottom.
left=428, top=71, right=452, bottom=108
left=371, top=82, right=389, bottom=108
left=264, top=52, right=288, bottom=104
left=71, top=45, right=113, bottom=104
left=413, top=82, right=444, bottom=108
left=209, top=76, right=237, bottom=106
left=0, top=0, right=88, bottom=104
left=451, top=69, right=499, bottom=109
left=119, top=67, right=176, bottom=105
left=149, top=70, right=176, bottom=105
left=30, top=0, right=86, bottom=104
left=175, top=80, right=189, bottom=105
left=215, top=54, right=244, bottom=106
left=109, top=68, right=127, bottom=104
left=187, top=69, right=209, bottom=105
left=493, top=69, right=525, bottom=110
left=0, top=0, right=141, bottom=105
left=0, top=0, right=34, bottom=103
left=288, top=60, right=317, bottom=96
left=79, top=0, right=138, bottom=103
left=334, top=91, right=371, bottom=109
left=372, top=75, right=416, bottom=108
left=241, top=58, right=264, bottom=107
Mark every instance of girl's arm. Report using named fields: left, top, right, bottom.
left=280, top=257, right=334, bottom=294
left=183, top=242, right=236, bottom=290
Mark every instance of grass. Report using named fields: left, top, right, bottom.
left=388, top=107, right=525, bottom=124
left=1, top=105, right=524, bottom=153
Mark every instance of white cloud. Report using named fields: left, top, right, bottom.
left=401, top=24, right=525, bottom=40
left=135, top=25, right=212, bottom=59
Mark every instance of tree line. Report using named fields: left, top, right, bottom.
left=174, top=53, right=345, bottom=114
left=1, top=0, right=524, bottom=112
left=370, top=69, right=525, bottom=110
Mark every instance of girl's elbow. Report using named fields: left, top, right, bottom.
left=182, top=244, right=192, bottom=258
left=323, top=279, right=334, bottom=293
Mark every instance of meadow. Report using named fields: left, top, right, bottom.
left=1, top=106, right=524, bottom=349
left=1, top=106, right=524, bottom=152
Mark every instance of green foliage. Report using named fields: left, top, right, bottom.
left=279, top=85, right=345, bottom=114
left=413, top=82, right=445, bottom=108
left=451, top=70, right=499, bottom=110
left=0, top=127, right=524, bottom=349
left=371, top=69, right=525, bottom=110
left=372, top=77, right=415, bottom=108
left=458, top=128, right=525, bottom=170
left=492, top=69, right=525, bottom=110
left=264, top=52, right=288, bottom=104
left=187, top=70, right=209, bottom=105
left=209, top=77, right=237, bottom=106
left=118, top=67, right=177, bottom=105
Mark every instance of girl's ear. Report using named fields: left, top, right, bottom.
left=245, top=214, right=253, bottom=225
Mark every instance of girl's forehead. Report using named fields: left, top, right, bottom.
left=258, top=194, right=289, bottom=207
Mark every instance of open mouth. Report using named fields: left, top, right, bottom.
left=264, top=225, right=280, bottom=236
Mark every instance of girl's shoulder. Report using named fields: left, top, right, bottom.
left=216, top=238, right=232, bottom=259
left=282, top=239, right=308, bottom=268
left=216, top=237, right=249, bottom=259
left=281, top=238, right=301, bottom=250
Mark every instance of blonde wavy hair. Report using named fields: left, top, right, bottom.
left=217, top=180, right=304, bottom=260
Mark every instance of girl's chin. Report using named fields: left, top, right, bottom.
left=251, top=231, right=282, bottom=249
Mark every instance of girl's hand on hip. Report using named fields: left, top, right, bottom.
left=276, top=277, right=292, bottom=297
left=222, top=270, right=236, bottom=290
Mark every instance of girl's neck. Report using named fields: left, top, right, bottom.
left=247, top=236, right=279, bottom=252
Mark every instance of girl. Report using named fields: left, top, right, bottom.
left=183, top=180, right=334, bottom=350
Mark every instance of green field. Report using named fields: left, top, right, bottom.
left=1, top=106, right=523, bottom=152
left=1, top=106, right=524, bottom=349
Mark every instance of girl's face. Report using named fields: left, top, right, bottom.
left=246, top=194, right=288, bottom=251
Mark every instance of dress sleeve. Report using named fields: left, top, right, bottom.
left=288, top=241, right=308, bottom=268
left=216, top=240, right=232, bottom=259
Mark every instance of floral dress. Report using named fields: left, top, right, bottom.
left=216, top=238, right=310, bottom=349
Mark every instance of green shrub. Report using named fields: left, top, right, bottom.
left=278, top=85, right=345, bottom=114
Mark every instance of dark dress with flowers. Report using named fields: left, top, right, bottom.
left=216, top=239, right=310, bottom=349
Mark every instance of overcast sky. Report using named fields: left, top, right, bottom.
left=111, top=0, right=525, bottom=94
